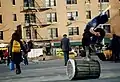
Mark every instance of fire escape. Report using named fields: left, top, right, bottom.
left=20, top=0, right=52, bottom=40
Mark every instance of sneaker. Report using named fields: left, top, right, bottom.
left=64, top=63, right=67, bottom=66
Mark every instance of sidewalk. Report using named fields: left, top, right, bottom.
left=0, top=59, right=120, bottom=82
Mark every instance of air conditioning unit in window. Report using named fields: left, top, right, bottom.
left=67, top=22, right=72, bottom=26
left=75, top=17, right=79, bottom=21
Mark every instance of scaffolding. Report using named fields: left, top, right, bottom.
left=20, top=0, right=52, bottom=41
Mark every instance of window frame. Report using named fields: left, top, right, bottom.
left=0, top=15, right=2, bottom=23
left=67, top=11, right=78, bottom=20
left=106, top=10, right=110, bottom=18
left=86, top=10, right=91, bottom=19
left=48, top=28, right=58, bottom=38
left=0, top=31, right=3, bottom=40
left=46, top=12, right=57, bottom=22
left=26, top=28, right=31, bottom=39
left=45, top=0, right=56, bottom=7
left=102, top=24, right=111, bottom=33
left=24, top=0, right=35, bottom=7
left=68, top=27, right=79, bottom=36
left=13, top=14, right=17, bottom=21
left=25, top=13, right=36, bottom=23
left=0, top=0, right=1, bottom=7
left=34, top=29, right=37, bottom=39
left=12, top=0, right=16, bottom=5
left=85, top=0, right=91, bottom=4
left=66, top=0, right=77, bottom=4
left=30, top=14, right=36, bottom=23
left=98, top=0, right=109, bottom=2
left=99, top=10, right=110, bottom=18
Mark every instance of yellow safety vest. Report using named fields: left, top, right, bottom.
left=12, top=40, right=21, bottom=52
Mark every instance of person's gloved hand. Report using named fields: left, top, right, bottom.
left=89, top=28, right=100, bottom=36
left=94, top=32, right=100, bottom=36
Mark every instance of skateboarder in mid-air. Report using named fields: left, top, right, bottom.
left=82, top=7, right=110, bottom=53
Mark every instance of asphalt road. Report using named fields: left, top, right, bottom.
left=0, top=58, right=120, bottom=82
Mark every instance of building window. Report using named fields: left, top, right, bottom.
left=24, top=0, right=35, bottom=7
left=0, top=15, right=2, bottom=23
left=103, top=24, right=111, bottom=33
left=25, top=14, right=36, bottom=23
left=0, top=31, right=3, bottom=40
left=98, top=0, right=109, bottom=2
left=67, top=11, right=78, bottom=21
left=31, top=28, right=37, bottom=39
left=99, top=10, right=110, bottom=18
left=85, top=0, right=91, bottom=4
left=106, top=10, right=110, bottom=18
left=25, top=14, right=30, bottom=23
left=13, top=14, right=17, bottom=21
left=66, top=0, right=77, bottom=4
left=12, top=0, right=16, bottom=5
left=48, top=28, right=58, bottom=38
left=0, top=0, right=1, bottom=7
left=45, top=0, right=56, bottom=7
left=69, top=27, right=79, bottom=35
left=30, top=14, right=36, bottom=23
left=26, top=28, right=31, bottom=39
left=86, top=10, right=91, bottom=19
left=34, top=29, right=37, bottom=39
left=47, top=12, right=57, bottom=22
left=119, top=9, right=120, bottom=16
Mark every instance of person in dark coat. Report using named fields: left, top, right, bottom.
left=110, top=34, right=120, bottom=62
left=60, top=34, right=71, bottom=66
left=9, top=32, right=26, bottom=74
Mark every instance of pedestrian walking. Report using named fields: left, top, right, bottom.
left=3, top=49, right=10, bottom=65
left=42, top=43, right=46, bottom=61
left=60, top=34, right=71, bottom=66
left=21, top=40, right=29, bottom=65
left=9, top=32, right=27, bottom=74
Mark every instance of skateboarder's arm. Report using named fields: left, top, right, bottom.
left=89, top=27, right=100, bottom=36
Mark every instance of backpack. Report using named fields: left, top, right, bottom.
left=12, top=40, right=21, bottom=52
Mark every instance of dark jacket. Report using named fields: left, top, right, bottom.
left=110, top=35, right=120, bottom=52
left=84, top=13, right=108, bottom=33
left=60, top=37, right=70, bottom=52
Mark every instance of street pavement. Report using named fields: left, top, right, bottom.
left=0, top=57, right=120, bottom=82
